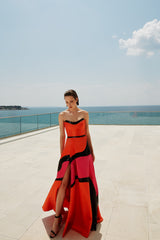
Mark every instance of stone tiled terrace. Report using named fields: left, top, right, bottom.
left=0, top=124, right=160, bottom=240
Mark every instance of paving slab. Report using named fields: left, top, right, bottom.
left=0, top=125, right=160, bottom=240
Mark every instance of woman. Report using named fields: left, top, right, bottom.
left=42, top=89, right=103, bottom=238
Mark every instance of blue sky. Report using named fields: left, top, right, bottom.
left=0, top=0, right=160, bottom=107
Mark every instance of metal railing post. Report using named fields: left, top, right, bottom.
left=20, top=116, right=21, bottom=134
left=37, top=114, right=39, bottom=129
left=50, top=113, right=51, bottom=127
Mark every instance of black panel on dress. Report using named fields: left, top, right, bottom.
left=64, top=118, right=84, bottom=124
left=57, top=155, right=70, bottom=172
left=57, top=142, right=91, bottom=172
left=89, top=178, right=98, bottom=231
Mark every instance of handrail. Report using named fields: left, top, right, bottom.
left=0, top=112, right=60, bottom=119
left=88, top=110, right=160, bottom=113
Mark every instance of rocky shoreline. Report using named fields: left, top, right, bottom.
left=0, top=105, right=29, bottom=110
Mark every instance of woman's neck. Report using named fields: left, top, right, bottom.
left=68, top=107, right=79, bottom=113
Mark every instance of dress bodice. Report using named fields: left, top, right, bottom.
left=64, top=118, right=86, bottom=137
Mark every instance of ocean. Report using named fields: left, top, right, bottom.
left=0, top=105, right=160, bottom=139
left=1, top=105, right=160, bottom=118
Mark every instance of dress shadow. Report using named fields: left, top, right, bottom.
left=42, top=213, right=103, bottom=239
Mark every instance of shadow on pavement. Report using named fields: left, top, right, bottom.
left=42, top=213, right=102, bottom=239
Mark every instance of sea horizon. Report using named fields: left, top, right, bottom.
left=1, top=104, right=160, bottom=118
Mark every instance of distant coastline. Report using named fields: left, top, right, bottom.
left=1, top=105, right=160, bottom=119
left=0, top=105, right=29, bottom=110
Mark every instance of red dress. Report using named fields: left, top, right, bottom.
left=42, top=118, right=103, bottom=238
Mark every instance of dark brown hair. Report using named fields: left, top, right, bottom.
left=64, top=89, right=79, bottom=105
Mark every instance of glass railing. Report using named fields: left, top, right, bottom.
left=0, top=111, right=160, bottom=139
left=0, top=112, right=59, bottom=139
left=89, top=111, right=160, bottom=125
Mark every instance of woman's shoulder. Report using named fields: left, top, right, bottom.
left=59, top=109, right=75, bottom=120
left=78, top=109, right=89, bottom=118
left=59, top=110, right=65, bottom=115
left=78, top=108, right=87, bottom=113
left=58, top=110, right=66, bottom=120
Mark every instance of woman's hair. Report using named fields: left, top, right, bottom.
left=64, top=89, right=79, bottom=105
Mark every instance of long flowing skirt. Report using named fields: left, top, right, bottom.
left=42, top=139, right=103, bottom=238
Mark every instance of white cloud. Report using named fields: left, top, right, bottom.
left=119, top=19, right=160, bottom=56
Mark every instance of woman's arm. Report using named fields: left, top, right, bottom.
left=58, top=112, right=65, bottom=154
left=85, top=112, right=95, bottom=162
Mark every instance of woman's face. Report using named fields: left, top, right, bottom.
left=65, top=96, right=78, bottom=110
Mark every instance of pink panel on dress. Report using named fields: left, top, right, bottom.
left=57, top=161, right=69, bottom=179
left=71, top=154, right=98, bottom=195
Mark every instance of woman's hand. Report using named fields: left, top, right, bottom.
left=92, top=152, right=95, bottom=162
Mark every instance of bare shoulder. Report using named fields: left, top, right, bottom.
left=79, top=109, right=89, bottom=119
left=58, top=111, right=65, bottom=121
